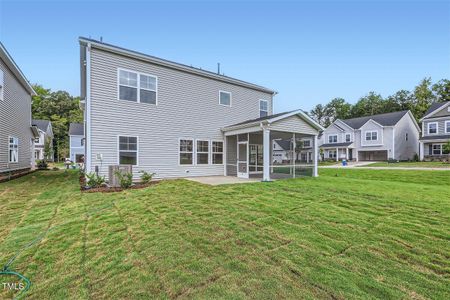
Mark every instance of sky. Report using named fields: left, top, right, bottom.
left=0, top=0, right=449, bottom=113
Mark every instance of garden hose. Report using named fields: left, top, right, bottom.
left=1, top=200, right=118, bottom=299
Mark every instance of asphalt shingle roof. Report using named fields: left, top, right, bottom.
left=32, top=119, right=50, bottom=132
left=320, top=142, right=353, bottom=148
left=275, top=139, right=292, bottom=151
left=340, top=110, right=409, bottom=129
left=423, top=102, right=449, bottom=117
left=69, top=123, right=84, bottom=136
left=419, top=135, right=450, bottom=141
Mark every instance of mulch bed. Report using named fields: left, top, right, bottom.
left=81, top=181, right=159, bottom=193
left=0, top=169, right=36, bottom=183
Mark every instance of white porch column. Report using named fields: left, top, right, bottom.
left=292, top=133, right=296, bottom=178
left=313, top=135, right=318, bottom=177
left=346, top=148, right=349, bottom=160
left=419, top=141, right=424, bottom=161
left=336, top=147, right=339, bottom=162
left=263, top=126, right=271, bottom=181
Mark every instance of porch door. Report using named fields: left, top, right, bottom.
left=237, top=141, right=249, bottom=178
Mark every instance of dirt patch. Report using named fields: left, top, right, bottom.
left=81, top=181, right=160, bottom=193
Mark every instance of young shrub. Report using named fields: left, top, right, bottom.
left=37, top=160, right=48, bottom=170
left=86, top=172, right=106, bottom=188
left=413, top=153, right=419, bottom=162
left=139, top=171, right=155, bottom=184
left=115, top=171, right=133, bottom=189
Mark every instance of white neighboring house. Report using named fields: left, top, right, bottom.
left=319, top=110, right=420, bottom=161
left=272, top=138, right=313, bottom=164
left=69, top=122, right=85, bottom=163
left=79, top=37, right=323, bottom=181
left=32, top=119, right=54, bottom=161
left=419, top=102, right=450, bottom=161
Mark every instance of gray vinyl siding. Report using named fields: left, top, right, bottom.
left=88, top=47, right=273, bottom=179
left=394, top=113, right=419, bottom=160
left=430, top=105, right=450, bottom=118
left=0, top=58, right=33, bottom=172
left=270, top=116, right=318, bottom=135
left=423, top=119, right=450, bottom=136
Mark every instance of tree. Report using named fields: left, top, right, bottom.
left=350, top=92, right=384, bottom=117
left=443, top=141, right=450, bottom=163
left=325, top=98, right=351, bottom=122
left=43, top=136, right=53, bottom=161
left=32, top=85, right=83, bottom=161
left=309, top=104, right=327, bottom=127
left=432, top=79, right=450, bottom=102
left=412, top=77, right=436, bottom=119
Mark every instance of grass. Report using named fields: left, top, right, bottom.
left=319, top=161, right=339, bottom=166
left=0, top=169, right=449, bottom=299
left=363, top=161, right=450, bottom=168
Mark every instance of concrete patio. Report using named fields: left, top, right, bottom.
left=186, top=176, right=261, bottom=185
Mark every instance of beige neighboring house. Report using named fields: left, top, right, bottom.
left=419, top=102, right=450, bottom=161
left=0, top=42, right=38, bottom=176
left=32, top=119, right=54, bottom=161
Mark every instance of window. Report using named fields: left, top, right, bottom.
left=446, top=121, right=450, bottom=134
left=428, top=122, right=437, bottom=134
left=118, top=136, right=138, bottom=165
left=34, top=137, right=40, bottom=143
left=328, top=135, right=338, bottom=143
left=328, top=150, right=337, bottom=159
left=119, top=69, right=157, bottom=104
left=0, top=69, right=4, bottom=101
left=259, top=100, right=268, bottom=117
left=432, top=144, right=442, bottom=155
left=345, top=133, right=351, bottom=142
left=365, top=131, right=378, bottom=141
left=405, top=133, right=408, bottom=141
left=196, top=140, right=209, bottom=164
left=212, top=141, right=224, bottom=164
left=303, top=140, right=311, bottom=147
left=219, top=91, right=231, bottom=106
left=179, top=139, right=193, bottom=165
left=8, top=137, right=18, bottom=163
left=81, top=138, right=85, bottom=146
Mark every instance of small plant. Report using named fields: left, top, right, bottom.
left=413, top=153, right=419, bottom=162
left=115, top=171, right=133, bottom=189
left=86, top=172, right=106, bottom=188
left=139, top=171, right=155, bottom=184
left=37, top=160, right=48, bottom=170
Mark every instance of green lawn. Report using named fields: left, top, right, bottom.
left=363, top=161, right=450, bottom=168
left=0, top=169, right=449, bottom=299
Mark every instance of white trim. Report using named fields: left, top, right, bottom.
left=195, top=139, right=210, bottom=165
left=8, top=136, right=19, bottom=163
left=427, top=122, right=438, bottom=135
left=431, top=143, right=444, bottom=155
left=358, top=118, right=384, bottom=129
left=117, top=67, right=158, bottom=105
left=0, top=69, right=4, bottom=101
left=445, top=120, right=450, bottom=134
left=420, top=102, right=450, bottom=121
left=211, top=140, right=224, bottom=165
left=237, top=139, right=249, bottom=178
left=313, top=135, right=318, bottom=177
left=344, top=133, right=352, bottom=143
left=178, top=138, right=194, bottom=166
left=85, top=43, right=92, bottom=172
left=334, top=119, right=354, bottom=131
left=259, top=99, right=268, bottom=117
left=327, top=134, right=338, bottom=144
left=117, top=135, right=139, bottom=166
left=219, top=90, right=232, bottom=107
left=392, top=128, right=395, bottom=159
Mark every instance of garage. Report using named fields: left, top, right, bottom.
left=358, top=150, right=388, bottom=161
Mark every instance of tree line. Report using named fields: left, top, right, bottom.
left=309, top=78, right=450, bottom=127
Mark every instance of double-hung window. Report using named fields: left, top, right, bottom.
left=328, top=135, right=337, bottom=143
left=9, top=137, right=18, bottom=163
left=179, top=139, right=193, bottom=165
left=118, top=136, right=138, bottom=165
left=0, top=69, right=4, bottom=101
left=428, top=122, right=437, bottom=134
left=303, top=140, right=311, bottom=147
left=259, top=100, right=268, bottom=117
left=432, top=144, right=442, bottom=155
left=119, top=69, right=157, bottom=104
left=212, top=141, right=224, bottom=164
left=365, top=131, right=378, bottom=141
left=445, top=121, right=450, bottom=134
left=196, top=140, right=209, bottom=164
left=345, top=133, right=351, bottom=142
left=219, top=91, right=231, bottom=106
left=329, top=150, right=337, bottom=159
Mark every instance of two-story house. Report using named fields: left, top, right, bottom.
left=272, top=137, right=313, bottom=164
left=32, top=119, right=54, bottom=161
left=69, top=122, right=84, bottom=163
left=0, top=42, right=38, bottom=176
left=419, top=102, right=450, bottom=161
left=320, top=110, right=420, bottom=161
left=79, top=38, right=323, bottom=181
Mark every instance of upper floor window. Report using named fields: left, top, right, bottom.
left=34, top=137, right=40, bottom=143
left=328, top=135, right=337, bottom=143
left=118, top=136, right=138, bottom=165
left=0, top=69, right=4, bottom=101
left=345, top=133, right=351, bottom=142
left=446, top=121, right=450, bottom=133
left=428, top=122, right=437, bottom=134
left=118, top=69, right=157, bottom=104
left=259, top=100, right=268, bottom=117
left=9, top=137, right=18, bottom=163
left=303, top=140, right=311, bottom=147
left=219, top=91, right=231, bottom=106
left=365, top=131, right=378, bottom=141
left=405, top=133, right=408, bottom=141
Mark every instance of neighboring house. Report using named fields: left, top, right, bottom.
left=0, top=42, right=38, bottom=175
left=69, top=122, right=85, bottom=163
left=272, top=137, right=313, bottom=164
left=32, top=119, right=54, bottom=161
left=272, top=139, right=291, bottom=163
left=419, top=102, right=450, bottom=161
left=79, top=37, right=323, bottom=181
left=320, top=110, right=420, bottom=161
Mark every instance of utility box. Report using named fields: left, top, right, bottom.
left=109, top=165, right=132, bottom=187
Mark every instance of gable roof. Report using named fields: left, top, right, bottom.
left=32, top=119, right=51, bottom=132
left=275, top=139, right=291, bottom=151
left=339, top=110, right=410, bottom=129
left=79, top=37, right=275, bottom=95
left=69, top=123, right=84, bottom=136
left=0, top=42, right=36, bottom=96
left=420, top=102, right=450, bottom=121
left=223, top=109, right=325, bottom=132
